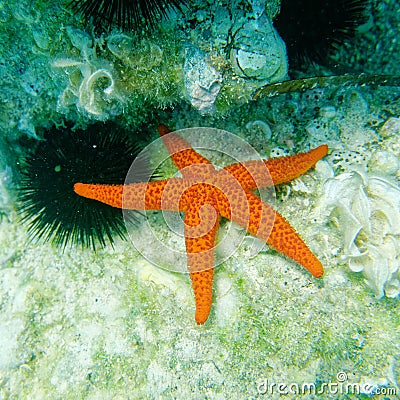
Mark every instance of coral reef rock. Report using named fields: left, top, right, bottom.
left=183, top=46, right=222, bottom=114
left=229, top=14, right=288, bottom=83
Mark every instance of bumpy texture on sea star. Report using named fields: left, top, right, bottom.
left=74, top=125, right=328, bottom=324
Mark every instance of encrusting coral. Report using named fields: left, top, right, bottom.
left=49, top=1, right=288, bottom=121
left=51, top=26, right=184, bottom=121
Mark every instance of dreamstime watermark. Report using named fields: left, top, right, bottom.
left=122, top=127, right=276, bottom=273
left=257, top=372, right=398, bottom=396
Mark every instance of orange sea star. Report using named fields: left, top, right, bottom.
left=74, top=125, right=328, bottom=324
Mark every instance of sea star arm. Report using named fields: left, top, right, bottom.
left=222, top=145, right=328, bottom=191
left=267, top=209, right=324, bottom=278
left=217, top=190, right=323, bottom=278
left=158, top=125, right=216, bottom=180
left=74, top=178, right=188, bottom=211
left=183, top=189, right=219, bottom=324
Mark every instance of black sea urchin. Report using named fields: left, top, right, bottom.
left=18, top=122, right=151, bottom=250
left=274, top=0, right=369, bottom=67
left=69, top=0, right=188, bottom=32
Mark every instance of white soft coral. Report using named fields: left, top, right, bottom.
left=314, top=160, right=400, bottom=298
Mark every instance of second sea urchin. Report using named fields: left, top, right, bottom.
left=274, top=0, right=369, bottom=67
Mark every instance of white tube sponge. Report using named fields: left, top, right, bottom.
left=78, top=68, right=115, bottom=118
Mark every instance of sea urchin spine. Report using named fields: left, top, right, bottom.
left=18, top=122, right=151, bottom=250
left=69, top=0, right=188, bottom=32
